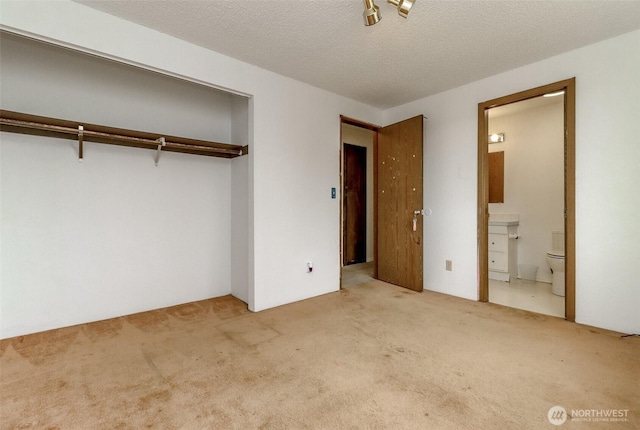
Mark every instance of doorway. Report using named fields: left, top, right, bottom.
left=343, top=143, right=368, bottom=266
left=341, top=120, right=376, bottom=287
left=340, top=115, right=425, bottom=291
left=487, top=96, right=565, bottom=317
left=477, top=78, right=576, bottom=321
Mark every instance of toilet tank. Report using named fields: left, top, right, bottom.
left=552, top=230, right=565, bottom=252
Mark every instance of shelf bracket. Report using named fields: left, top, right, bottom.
left=78, top=125, right=84, bottom=162
left=154, top=136, right=166, bottom=166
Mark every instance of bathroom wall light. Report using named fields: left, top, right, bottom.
left=544, top=91, right=565, bottom=97
left=363, top=0, right=415, bottom=26
left=489, top=133, right=505, bottom=144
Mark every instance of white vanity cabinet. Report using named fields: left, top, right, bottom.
left=488, top=221, right=519, bottom=282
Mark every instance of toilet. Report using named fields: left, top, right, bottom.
left=546, top=230, right=565, bottom=296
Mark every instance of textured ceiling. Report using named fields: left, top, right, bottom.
left=74, top=0, right=640, bottom=109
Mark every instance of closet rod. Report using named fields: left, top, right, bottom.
left=0, top=110, right=248, bottom=159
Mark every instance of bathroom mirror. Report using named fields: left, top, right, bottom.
left=488, top=151, right=504, bottom=203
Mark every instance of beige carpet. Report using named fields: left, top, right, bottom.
left=1, top=281, right=638, bottom=429
left=342, top=261, right=374, bottom=288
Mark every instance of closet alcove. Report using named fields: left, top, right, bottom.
left=0, top=31, right=251, bottom=336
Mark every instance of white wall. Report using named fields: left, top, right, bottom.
left=342, top=124, right=374, bottom=262
left=0, top=32, right=242, bottom=338
left=489, top=100, right=565, bottom=283
left=0, top=33, right=234, bottom=142
left=384, top=29, right=640, bottom=334
left=1, top=136, right=233, bottom=338
left=231, top=97, right=250, bottom=303
left=0, top=0, right=382, bottom=336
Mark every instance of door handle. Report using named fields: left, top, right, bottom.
left=413, top=209, right=433, bottom=216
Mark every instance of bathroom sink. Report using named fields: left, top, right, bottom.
left=488, top=220, right=519, bottom=226
left=488, top=213, right=519, bottom=226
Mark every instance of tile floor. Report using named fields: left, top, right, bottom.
left=489, top=278, right=565, bottom=318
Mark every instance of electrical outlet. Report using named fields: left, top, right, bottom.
left=446, top=260, right=452, bottom=271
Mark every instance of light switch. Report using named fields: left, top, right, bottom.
left=331, top=187, right=336, bottom=199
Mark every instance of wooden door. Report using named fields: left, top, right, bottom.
left=343, top=144, right=367, bottom=265
left=377, top=116, right=424, bottom=291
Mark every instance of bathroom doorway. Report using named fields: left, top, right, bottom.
left=477, top=79, right=576, bottom=321
left=487, top=96, right=565, bottom=317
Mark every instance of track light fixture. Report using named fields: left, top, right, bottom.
left=388, top=0, right=415, bottom=18
left=363, top=0, right=416, bottom=26
left=363, top=0, right=381, bottom=26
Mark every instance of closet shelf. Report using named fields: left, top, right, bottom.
left=0, top=110, right=248, bottom=159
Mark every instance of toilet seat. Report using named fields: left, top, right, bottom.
left=547, top=250, right=565, bottom=258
